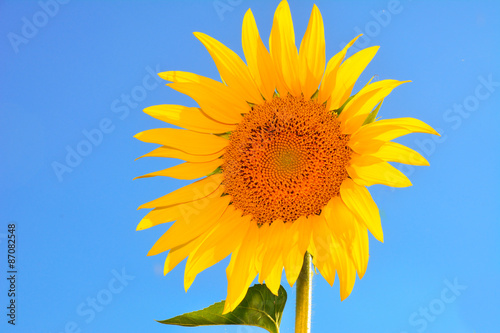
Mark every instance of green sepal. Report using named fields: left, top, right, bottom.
left=363, top=99, right=384, bottom=125
left=216, top=131, right=232, bottom=139
left=365, top=75, right=376, bottom=86
left=333, top=94, right=355, bottom=115
left=206, top=166, right=222, bottom=177
left=158, top=284, right=287, bottom=333
left=333, top=77, right=376, bottom=116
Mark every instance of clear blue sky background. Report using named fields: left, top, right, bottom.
left=1, top=0, right=499, bottom=332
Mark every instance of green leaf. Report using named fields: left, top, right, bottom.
left=158, top=284, right=287, bottom=333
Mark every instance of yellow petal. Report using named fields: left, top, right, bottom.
left=317, top=249, right=336, bottom=287
left=308, top=214, right=336, bottom=286
left=323, top=196, right=356, bottom=236
left=297, top=216, right=313, bottom=256
left=333, top=240, right=357, bottom=301
left=280, top=222, right=294, bottom=263
left=324, top=197, right=369, bottom=279
left=340, top=179, right=383, bottom=242
left=260, top=221, right=287, bottom=295
left=134, top=128, right=228, bottom=156
left=283, top=221, right=304, bottom=287
left=328, top=46, right=379, bottom=110
left=134, top=159, right=223, bottom=180
left=137, top=185, right=225, bottom=230
left=160, top=71, right=248, bottom=124
left=260, top=220, right=286, bottom=285
left=265, top=257, right=284, bottom=296
left=348, top=161, right=412, bottom=188
left=167, top=82, right=245, bottom=124
left=147, top=193, right=231, bottom=256
left=352, top=222, right=369, bottom=279
left=339, top=80, right=409, bottom=134
left=136, top=146, right=224, bottom=163
left=318, top=34, right=361, bottom=104
left=163, top=233, right=207, bottom=275
left=253, top=222, right=268, bottom=276
left=194, top=32, right=263, bottom=103
left=269, top=0, right=301, bottom=96
left=349, top=153, right=384, bottom=166
left=314, top=211, right=356, bottom=298
left=224, top=223, right=259, bottom=314
left=298, top=4, right=325, bottom=99
left=242, top=9, right=277, bottom=101
left=143, top=105, right=235, bottom=134
left=138, top=174, right=223, bottom=209
left=350, top=117, right=440, bottom=153
left=348, top=139, right=386, bottom=156
left=284, top=244, right=303, bottom=287
left=370, top=142, right=429, bottom=166
left=137, top=206, right=180, bottom=231
left=184, top=208, right=250, bottom=290
left=339, top=80, right=400, bottom=120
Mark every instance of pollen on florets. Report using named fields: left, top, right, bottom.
left=222, top=95, right=352, bottom=225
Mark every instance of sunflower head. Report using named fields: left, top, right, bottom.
left=135, top=0, right=438, bottom=314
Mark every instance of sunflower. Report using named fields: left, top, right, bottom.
left=135, top=0, right=438, bottom=314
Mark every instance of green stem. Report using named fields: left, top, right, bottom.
left=295, top=252, right=312, bottom=333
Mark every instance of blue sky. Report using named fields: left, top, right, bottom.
left=1, top=0, right=499, bottom=332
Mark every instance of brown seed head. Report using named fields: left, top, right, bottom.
left=222, top=95, right=352, bottom=225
